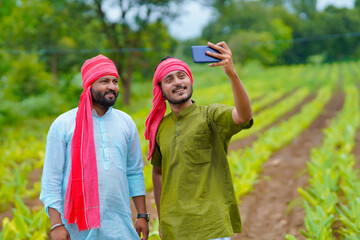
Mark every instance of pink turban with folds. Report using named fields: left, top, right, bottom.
left=64, top=54, right=119, bottom=231
left=145, top=58, right=193, bottom=160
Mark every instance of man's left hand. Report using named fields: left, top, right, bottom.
left=135, top=218, right=149, bottom=240
left=206, top=41, right=236, bottom=77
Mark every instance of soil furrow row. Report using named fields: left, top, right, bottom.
left=231, top=91, right=344, bottom=240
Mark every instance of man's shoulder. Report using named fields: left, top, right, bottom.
left=188, top=103, right=227, bottom=117
left=112, top=108, right=129, bottom=116
left=159, top=112, right=173, bottom=127
left=204, top=103, right=227, bottom=110
left=48, top=108, right=77, bottom=134
left=111, top=108, right=137, bottom=129
left=163, top=112, right=172, bottom=120
left=156, top=113, right=171, bottom=135
left=196, top=103, right=235, bottom=125
left=111, top=108, right=133, bottom=121
left=53, top=108, right=78, bottom=124
left=191, top=103, right=224, bottom=111
left=204, top=103, right=233, bottom=114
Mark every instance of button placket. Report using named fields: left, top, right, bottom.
left=99, top=118, right=110, bottom=170
left=176, top=121, right=181, bottom=137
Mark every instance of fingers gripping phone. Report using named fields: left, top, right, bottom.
left=191, top=46, right=221, bottom=63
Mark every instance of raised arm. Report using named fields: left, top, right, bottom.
left=206, top=41, right=252, bottom=125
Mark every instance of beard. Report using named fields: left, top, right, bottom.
left=91, top=88, right=118, bottom=108
left=162, top=85, right=193, bottom=105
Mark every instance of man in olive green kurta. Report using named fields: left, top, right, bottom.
left=145, top=41, right=253, bottom=240
left=152, top=103, right=252, bottom=239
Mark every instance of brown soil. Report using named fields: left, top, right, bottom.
left=27, top=168, right=42, bottom=187
left=231, top=91, right=344, bottom=240
left=0, top=208, right=13, bottom=228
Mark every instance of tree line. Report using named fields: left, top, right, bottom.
left=0, top=0, right=359, bottom=127
left=196, top=0, right=360, bottom=65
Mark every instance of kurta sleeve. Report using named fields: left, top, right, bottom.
left=39, top=122, right=66, bottom=216
left=150, top=142, right=162, bottom=166
left=208, top=103, right=253, bottom=140
left=126, top=120, right=146, bottom=197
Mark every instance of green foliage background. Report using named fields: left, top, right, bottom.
left=0, top=0, right=360, bottom=238
left=1, top=0, right=359, bottom=127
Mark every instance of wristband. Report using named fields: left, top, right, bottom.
left=51, top=223, right=65, bottom=232
left=137, top=213, right=150, bottom=222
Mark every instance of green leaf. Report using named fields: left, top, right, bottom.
left=14, top=195, right=31, bottom=217
left=285, top=234, right=297, bottom=240
left=298, top=188, right=317, bottom=206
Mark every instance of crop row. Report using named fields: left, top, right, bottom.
left=286, top=64, right=360, bottom=239
left=0, top=121, right=50, bottom=239
left=228, top=63, right=338, bottom=199
left=0, top=62, right=350, bottom=239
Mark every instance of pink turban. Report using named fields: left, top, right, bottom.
left=145, top=58, right=193, bottom=160
left=64, top=54, right=118, bottom=231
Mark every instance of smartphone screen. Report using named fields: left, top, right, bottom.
left=191, top=46, right=221, bottom=63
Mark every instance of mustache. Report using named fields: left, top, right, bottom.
left=172, top=85, right=187, bottom=93
left=104, top=90, right=117, bottom=96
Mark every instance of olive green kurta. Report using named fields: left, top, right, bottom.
left=151, top=103, right=253, bottom=240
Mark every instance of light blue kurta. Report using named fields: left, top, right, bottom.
left=40, top=107, right=145, bottom=240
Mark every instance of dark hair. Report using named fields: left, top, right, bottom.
left=154, top=56, right=175, bottom=72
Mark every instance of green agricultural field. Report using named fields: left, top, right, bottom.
left=1, top=61, right=360, bottom=239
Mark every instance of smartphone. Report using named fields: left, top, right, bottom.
left=191, top=46, right=221, bottom=63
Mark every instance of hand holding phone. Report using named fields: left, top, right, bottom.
left=191, top=46, right=221, bottom=63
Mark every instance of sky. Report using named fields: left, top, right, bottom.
left=166, top=0, right=355, bottom=40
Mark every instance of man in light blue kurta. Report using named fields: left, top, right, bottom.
left=40, top=55, right=148, bottom=240
left=40, top=107, right=146, bottom=239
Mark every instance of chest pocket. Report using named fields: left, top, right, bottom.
left=184, top=130, right=212, bottom=165
left=194, top=133, right=212, bottom=149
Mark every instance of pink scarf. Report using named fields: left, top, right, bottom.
left=64, top=54, right=119, bottom=231
left=145, top=58, right=193, bottom=160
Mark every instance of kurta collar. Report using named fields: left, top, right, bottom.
left=170, top=101, right=196, bottom=120
left=92, top=106, right=113, bottom=117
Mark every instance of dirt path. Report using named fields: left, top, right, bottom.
left=231, top=91, right=344, bottom=240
